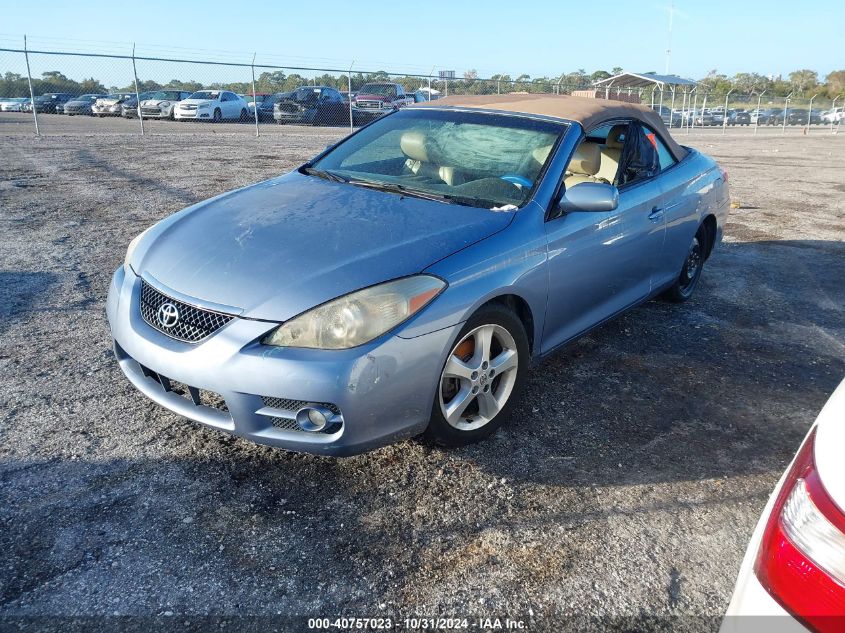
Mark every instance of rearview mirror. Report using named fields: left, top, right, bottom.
left=558, top=182, right=619, bottom=213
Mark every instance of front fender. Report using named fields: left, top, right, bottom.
left=398, top=203, right=549, bottom=358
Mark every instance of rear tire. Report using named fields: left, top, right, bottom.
left=425, top=305, right=529, bottom=447
left=663, top=227, right=707, bottom=303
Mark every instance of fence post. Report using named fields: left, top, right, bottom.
left=669, top=86, right=676, bottom=128
left=690, top=93, right=698, bottom=133
left=754, top=90, right=765, bottom=135
left=805, top=93, right=818, bottom=134
left=722, top=89, right=733, bottom=134
left=831, top=96, right=839, bottom=131
left=782, top=91, right=792, bottom=135
left=251, top=53, right=259, bottom=137
left=657, top=86, right=664, bottom=122
left=23, top=35, right=40, bottom=136
left=347, top=61, right=354, bottom=131
left=131, top=44, right=144, bottom=136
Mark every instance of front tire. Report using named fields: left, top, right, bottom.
left=212, top=108, right=222, bottom=123
left=426, top=305, right=529, bottom=447
left=664, top=229, right=706, bottom=303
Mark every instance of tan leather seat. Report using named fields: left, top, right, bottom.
left=564, top=141, right=601, bottom=188
left=400, top=131, right=465, bottom=186
left=596, top=124, right=625, bottom=183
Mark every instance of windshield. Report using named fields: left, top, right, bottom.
left=359, top=84, right=397, bottom=97
left=188, top=91, right=219, bottom=100
left=310, top=109, right=565, bottom=209
left=292, top=87, right=321, bottom=102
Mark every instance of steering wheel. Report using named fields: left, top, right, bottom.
left=499, top=174, right=533, bottom=189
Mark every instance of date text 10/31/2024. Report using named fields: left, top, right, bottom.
left=308, top=617, right=528, bottom=630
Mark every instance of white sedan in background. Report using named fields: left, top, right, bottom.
left=722, top=378, right=845, bottom=633
left=173, top=90, right=248, bottom=122
left=1, top=98, right=28, bottom=112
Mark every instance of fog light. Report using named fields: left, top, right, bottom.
left=295, top=406, right=333, bottom=432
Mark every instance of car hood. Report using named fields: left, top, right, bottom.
left=177, top=99, right=213, bottom=107
left=65, top=100, right=91, bottom=106
left=134, top=171, right=514, bottom=321
left=140, top=99, right=172, bottom=106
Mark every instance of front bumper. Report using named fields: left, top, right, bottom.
left=174, top=108, right=211, bottom=120
left=92, top=105, right=122, bottom=115
left=106, top=267, right=457, bottom=456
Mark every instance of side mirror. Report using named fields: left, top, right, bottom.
left=558, top=182, right=619, bottom=213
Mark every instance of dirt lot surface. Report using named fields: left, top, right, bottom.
left=1, top=114, right=843, bottom=631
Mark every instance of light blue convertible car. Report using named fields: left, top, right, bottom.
left=108, top=94, right=730, bottom=455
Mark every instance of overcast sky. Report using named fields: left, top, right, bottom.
left=1, top=0, right=838, bottom=81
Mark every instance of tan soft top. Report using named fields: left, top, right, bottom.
left=416, top=93, right=687, bottom=161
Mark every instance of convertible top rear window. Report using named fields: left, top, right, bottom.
left=311, top=109, right=567, bottom=209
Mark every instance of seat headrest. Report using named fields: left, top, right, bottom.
left=532, top=144, right=554, bottom=165
left=400, top=131, right=429, bottom=162
left=605, top=124, right=626, bottom=149
left=568, top=142, right=600, bottom=176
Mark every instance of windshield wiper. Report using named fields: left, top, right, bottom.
left=300, top=166, right=348, bottom=183
left=344, top=179, right=453, bottom=203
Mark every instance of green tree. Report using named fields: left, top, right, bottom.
left=788, top=69, right=818, bottom=96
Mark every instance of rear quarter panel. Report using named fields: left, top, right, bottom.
left=655, top=148, right=729, bottom=289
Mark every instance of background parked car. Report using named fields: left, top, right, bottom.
left=821, top=107, right=844, bottom=123
left=408, top=90, right=429, bottom=103
left=63, top=94, right=108, bottom=116
left=247, top=92, right=290, bottom=121
left=694, top=110, right=715, bottom=126
left=121, top=91, right=153, bottom=118
left=766, top=108, right=786, bottom=125
left=351, top=82, right=414, bottom=124
left=727, top=109, right=751, bottom=126
left=92, top=93, right=136, bottom=117
left=748, top=109, right=770, bottom=125
left=651, top=104, right=682, bottom=127
left=27, top=92, right=74, bottom=113
left=0, top=98, right=28, bottom=112
left=173, top=90, right=248, bottom=122
left=274, top=86, right=347, bottom=126
left=140, top=90, right=193, bottom=119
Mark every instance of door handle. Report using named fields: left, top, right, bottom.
left=648, top=207, right=664, bottom=222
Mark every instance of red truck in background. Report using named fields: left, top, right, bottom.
left=352, top=82, right=414, bottom=124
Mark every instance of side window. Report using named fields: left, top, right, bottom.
left=642, top=126, right=677, bottom=171
left=585, top=121, right=629, bottom=185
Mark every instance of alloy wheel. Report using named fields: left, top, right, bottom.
left=439, top=324, right=519, bottom=431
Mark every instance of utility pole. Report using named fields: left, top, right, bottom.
left=665, top=1, right=675, bottom=75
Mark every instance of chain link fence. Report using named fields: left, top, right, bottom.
left=2, top=42, right=843, bottom=137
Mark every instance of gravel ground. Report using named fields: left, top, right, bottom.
left=1, top=114, right=843, bottom=631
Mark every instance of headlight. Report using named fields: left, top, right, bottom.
left=160, top=101, right=170, bottom=107
left=124, top=227, right=152, bottom=272
left=262, top=275, right=446, bottom=349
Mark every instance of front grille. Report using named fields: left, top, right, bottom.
left=261, top=396, right=340, bottom=416
left=355, top=100, right=382, bottom=110
left=141, top=108, right=161, bottom=115
left=139, top=280, right=234, bottom=343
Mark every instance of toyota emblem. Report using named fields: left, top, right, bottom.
left=157, top=302, right=180, bottom=328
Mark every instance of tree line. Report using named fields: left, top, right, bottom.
left=2, top=67, right=844, bottom=101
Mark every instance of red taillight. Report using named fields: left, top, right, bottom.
left=755, top=428, right=845, bottom=631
